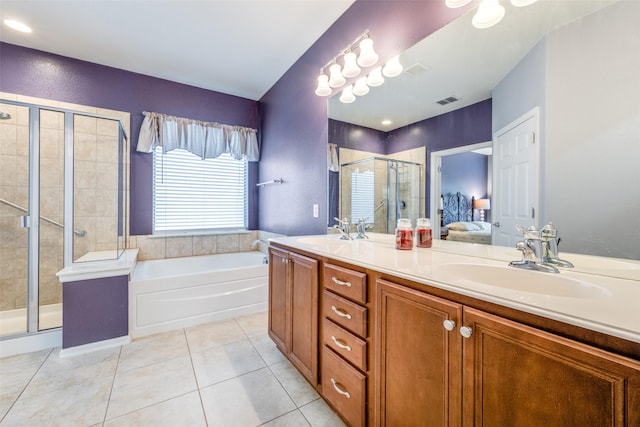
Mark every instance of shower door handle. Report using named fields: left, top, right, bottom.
left=20, top=215, right=31, bottom=229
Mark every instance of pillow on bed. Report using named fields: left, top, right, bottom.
left=472, top=221, right=492, bottom=231
left=447, top=221, right=482, bottom=231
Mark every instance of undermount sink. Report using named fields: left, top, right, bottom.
left=437, top=263, right=612, bottom=299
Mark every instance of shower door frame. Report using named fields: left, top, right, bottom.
left=1, top=99, right=128, bottom=339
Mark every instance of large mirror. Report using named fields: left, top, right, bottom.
left=328, top=0, right=640, bottom=277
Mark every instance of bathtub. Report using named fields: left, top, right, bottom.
left=129, top=251, right=268, bottom=337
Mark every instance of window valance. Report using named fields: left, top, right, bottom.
left=136, top=111, right=259, bottom=161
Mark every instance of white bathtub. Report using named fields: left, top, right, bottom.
left=129, top=251, right=268, bottom=337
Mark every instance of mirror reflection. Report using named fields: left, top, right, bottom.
left=328, top=0, right=640, bottom=271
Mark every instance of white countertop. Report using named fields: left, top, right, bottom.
left=56, top=249, right=139, bottom=283
left=270, top=234, right=640, bottom=344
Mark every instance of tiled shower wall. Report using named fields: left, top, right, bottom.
left=0, top=93, right=130, bottom=311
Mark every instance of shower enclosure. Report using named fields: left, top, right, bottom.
left=0, top=99, right=128, bottom=341
left=340, top=157, right=422, bottom=233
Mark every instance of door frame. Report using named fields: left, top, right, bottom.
left=430, top=141, right=492, bottom=239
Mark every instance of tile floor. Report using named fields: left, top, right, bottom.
left=0, top=311, right=347, bottom=426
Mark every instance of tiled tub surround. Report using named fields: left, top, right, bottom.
left=0, top=311, right=346, bottom=426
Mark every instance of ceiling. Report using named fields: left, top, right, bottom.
left=328, top=0, right=617, bottom=131
left=0, top=0, right=355, bottom=101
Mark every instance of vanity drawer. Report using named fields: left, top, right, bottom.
left=323, top=318, right=367, bottom=372
left=322, top=346, right=366, bottom=427
left=323, top=290, right=367, bottom=337
left=324, top=263, right=367, bottom=304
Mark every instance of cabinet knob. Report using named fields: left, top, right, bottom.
left=443, top=319, right=456, bottom=331
left=331, top=378, right=351, bottom=399
left=331, top=276, right=352, bottom=287
left=460, top=326, right=473, bottom=338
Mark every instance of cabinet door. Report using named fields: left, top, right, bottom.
left=375, top=279, right=463, bottom=427
left=462, top=307, right=640, bottom=427
left=268, top=247, right=289, bottom=354
left=289, top=252, right=319, bottom=385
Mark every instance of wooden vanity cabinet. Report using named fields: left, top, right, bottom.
left=375, top=278, right=640, bottom=427
left=268, top=247, right=319, bottom=385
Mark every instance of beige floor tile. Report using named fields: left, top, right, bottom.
left=117, top=328, right=189, bottom=373
left=1, top=375, right=112, bottom=427
left=21, top=346, right=119, bottom=399
left=185, top=318, right=248, bottom=353
left=106, top=355, right=197, bottom=420
left=261, top=409, right=311, bottom=426
left=269, top=360, right=320, bottom=407
left=200, top=367, right=296, bottom=427
left=235, top=310, right=269, bottom=338
left=299, top=398, right=348, bottom=427
left=191, top=338, right=265, bottom=388
left=250, top=334, right=287, bottom=366
left=0, top=348, right=51, bottom=373
left=104, top=391, right=206, bottom=427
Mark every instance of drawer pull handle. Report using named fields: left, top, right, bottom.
left=331, top=306, right=352, bottom=320
left=331, top=277, right=352, bottom=287
left=331, top=378, right=351, bottom=399
left=331, top=335, right=352, bottom=351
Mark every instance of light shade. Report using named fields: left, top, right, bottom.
left=510, top=0, right=538, bottom=6
left=445, top=0, right=472, bottom=7
left=352, top=77, right=370, bottom=96
left=475, top=199, right=491, bottom=210
left=357, top=37, right=378, bottom=67
left=342, top=52, right=361, bottom=78
left=328, top=63, right=346, bottom=88
left=339, top=85, right=356, bottom=104
left=472, top=0, right=505, bottom=29
left=366, top=67, right=384, bottom=87
left=382, top=55, right=403, bottom=77
left=315, top=74, right=331, bottom=96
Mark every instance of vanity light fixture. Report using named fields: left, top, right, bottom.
left=3, top=19, right=32, bottom=33
left=445, top=0, right=538, bottom=30
left=314, top=30, right=402, bottom=102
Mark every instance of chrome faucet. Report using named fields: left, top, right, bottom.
left=355, top=218, right=372, bottom=239
left=333, top=217, right=353, bottom=240
left=541, top=223, right=574, bottom=268
left=509, top=225, right=559, bottom=273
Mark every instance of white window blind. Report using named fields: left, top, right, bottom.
left=350, top=169, right=374, bottom=223
left=153, top=147, right=247, bottom=232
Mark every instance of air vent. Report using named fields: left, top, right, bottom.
left=435, top=96, right=460, bottom=106
left=404, top=63, right=430, bottom=76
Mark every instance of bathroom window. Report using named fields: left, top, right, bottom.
left=351, top=168, right=374, bottom=223
left=153, top=147, right=247, bottom=232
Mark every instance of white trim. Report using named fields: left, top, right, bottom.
left=59, top=335, right=130, bottom=358
left=0, top=329, right=62, bottom=358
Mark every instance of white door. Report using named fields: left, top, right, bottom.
left=492, top=108, right=539, bottom=248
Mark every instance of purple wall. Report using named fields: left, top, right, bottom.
left=329, top=118, right=386, bottom=154
left=62, top=275, right=128, bottom=348
left=0, top=42, right=260, bottom=235
left=258, top=1, right=472, bottom=236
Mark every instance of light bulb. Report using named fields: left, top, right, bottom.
left=352, top=77, right=370, bottom=96
left=315, top=74, right=332, bottom=96
left=357, top=37, right=379, bottom=67
left=445, top=0, right=472, bottom=7
left=339, top=85, right=356, bottom=104
left=366, top=67, right=384, bottom=87
left=328, top=63, right=346, bottom=88
left=382, top=56, right=403, bottom=78
left=342, top=52, right=361, bottom=78
left=3, top=19, right=32, bottom=33
left=472, top=0, right=505, bottom=29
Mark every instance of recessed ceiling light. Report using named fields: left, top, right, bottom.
left=381, top=119, right=392, bottom=126
left=4, top=19, right=32, bottom=33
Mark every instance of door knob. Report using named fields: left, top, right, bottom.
left=492, top=221, right=501, bottom=228
left=460, top=326, right=473, bottom=338
left=443, top=320, right=456, bottom=331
